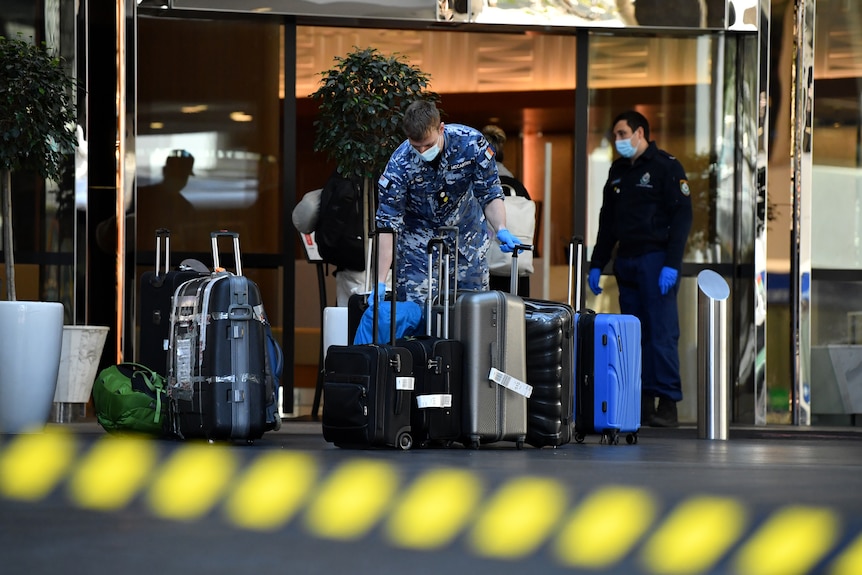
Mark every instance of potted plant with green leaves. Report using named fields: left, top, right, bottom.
left=309, top=46, right=439, bottom=249
left=0, top=34, right=79, bottom=432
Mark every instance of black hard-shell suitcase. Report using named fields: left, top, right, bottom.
left=322, top=229, right=416, bottom=450
left=139, top=228, right=207, bottom=376
left=166, top=231, right=274, bottom=441
left=399, top=238, right=463, bottom=447
left=520, top=246, right=575, bottom=448
left=524, top=299, right=575, bottom=448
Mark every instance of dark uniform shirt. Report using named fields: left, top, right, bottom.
left=591, top=141, right=692, bottom=271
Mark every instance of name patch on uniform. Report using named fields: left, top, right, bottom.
left=680, top=179, right=690, bottom=196
left=378, top=175, right=390, bottom=189
left=451, top=159, right=473, bottom=170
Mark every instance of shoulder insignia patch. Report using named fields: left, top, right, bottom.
left=484, top=147, right=495, bottom=160
left=680, top=180, right=690, bottom=196
left=378, top=175, right=390, bottom=188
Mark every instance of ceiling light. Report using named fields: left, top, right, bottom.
left=230, top=111, right=253, bottom=122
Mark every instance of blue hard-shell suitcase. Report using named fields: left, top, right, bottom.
left=574, top=309, right=642, bottom=445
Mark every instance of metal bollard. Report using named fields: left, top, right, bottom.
left=697, top=270, right=730, bottom=440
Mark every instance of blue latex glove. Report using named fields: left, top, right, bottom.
left=658, top=267, right=679, bottom=295
left=367, top=282, right=386, bottom=306
left=588, top=268, right=603, bottom=295
left=496, top=228, right=519, bottom=253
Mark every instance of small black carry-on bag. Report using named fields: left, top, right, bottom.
left=572, top=236, right=643, bottom=445
left=139, top=228, right=208, bottom=377
left=166, top=231, right=277, bottom=442
left=399, top=238, right=463, bottom=448
left=322, top=228, right=416, bottom=450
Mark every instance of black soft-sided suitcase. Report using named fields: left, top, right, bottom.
left=139, top=228, right=207, bottom=376
left=166, top=232, right=272, bottom=441
left=322, top=229, right=416, bottom=450
left=400, top=238, right=463, bottom=447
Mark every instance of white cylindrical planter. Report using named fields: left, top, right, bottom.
left=53, top=325, right=110, bottom=423
left=0, top=301, right=64, bottom=433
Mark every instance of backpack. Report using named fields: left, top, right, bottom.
left=315, top=172, right=366, bottom=272
left=488, top=176, right=537, bottom=277
left=263, top=321, right=283, bottom=430
left=92, top=363, right=167, bottom=436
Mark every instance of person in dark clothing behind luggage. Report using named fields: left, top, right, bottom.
left=588, top=110, right=692, bottom=427
left=373, top=100, right=519, bottom=306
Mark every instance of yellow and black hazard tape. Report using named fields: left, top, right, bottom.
left=1, top=428, right=862, bottom=575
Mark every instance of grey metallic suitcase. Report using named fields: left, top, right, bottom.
left=453, top=273, right=529, bottom=450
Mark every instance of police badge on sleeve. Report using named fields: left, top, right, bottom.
left=680, top=180, right=690, bottom=196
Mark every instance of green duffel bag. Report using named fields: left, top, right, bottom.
left=92, top=362, right=167, bottom=436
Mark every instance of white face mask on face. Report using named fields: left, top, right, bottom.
left=418, top=142, right=441, bottom=162
left=414, top=129, right=442, bottom=162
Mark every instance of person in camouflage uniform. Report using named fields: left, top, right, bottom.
left=374, top=100, right=519, bottom=305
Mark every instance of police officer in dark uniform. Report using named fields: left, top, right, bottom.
left=588, top=110, right=693, bottom=427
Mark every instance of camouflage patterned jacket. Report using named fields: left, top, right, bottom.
left=377, top=123, right=503, bottom=304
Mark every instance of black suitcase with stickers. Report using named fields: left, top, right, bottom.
left=166, top=231, right=277, bottom=441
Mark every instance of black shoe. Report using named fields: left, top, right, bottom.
left=641, top=396, right=656, bottom=426
left=651, top=397, right=679, bottom=428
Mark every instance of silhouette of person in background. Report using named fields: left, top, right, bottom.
left=97, top=149, right=196, bottom=254
left=133, top=149, right=196, bottom=251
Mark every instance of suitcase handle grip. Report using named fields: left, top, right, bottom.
left=211, top=230, right=243, bottom=276
left=155, top=228, right=171, bottom=276
left=438, top=226, right=459, bottom=298
left=568, top=236, right=585, bottom=311
left=509, top=244, right=533, bottom=294
left=228, top=304, right=253, bottom=320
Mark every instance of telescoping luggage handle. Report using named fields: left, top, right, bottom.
left=371, top=227, right=398, bottom=346
left=567, top=236, right=585, bottom=312
left=154, top=228, right=172, bottom=277
left=211, top=230, right=243, bottom=276
left=425, top=238, right=452, bottom=339
left=509, top=243, right=533, bottom=295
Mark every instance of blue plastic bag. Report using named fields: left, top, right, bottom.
left=353, top=299, right=423, bottom=345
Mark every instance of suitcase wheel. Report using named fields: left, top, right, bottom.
left=600, top=432, right=620, bottom=445
left=397, top=431, right=413, bottom=451
left=467, top=436, right=480, bottom=450
left=626, top=433, right=638, bottom=445
left=574, top=433, right=586, bottom=444
left=516, top=438, right=524, bottom=450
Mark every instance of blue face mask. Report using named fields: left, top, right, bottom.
left=418, top=142, right=441, bottom=162
left=615, top=137, right=637, bottom=158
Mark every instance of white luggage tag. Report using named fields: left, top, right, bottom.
left=396, top=376, right=415, bottom=391
left=488, top=367, right=533, bottom=398
left=416, top=394, right=453, bottom=409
